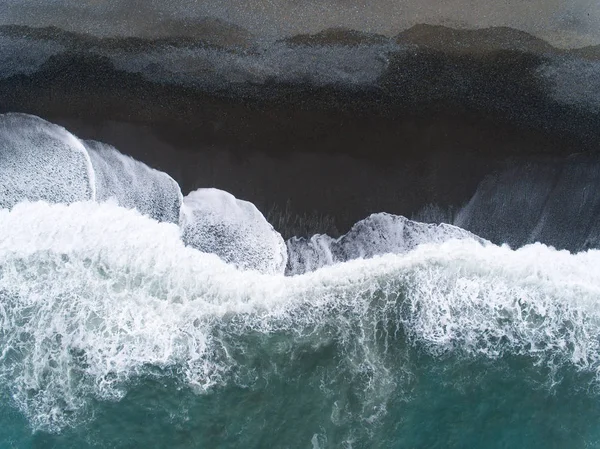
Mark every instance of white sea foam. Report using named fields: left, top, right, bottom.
left=286, top=213, right=487, bottom=274
left=1, top=114, right=600, bottom=433
left=180, top=188, right=287, bottom=274
left=85, top=140, right=182, bottom=224
left=0, top=113, right=183, bottom=223
left=1, top=201, right=600, bottom=431
left=0, top=113, right=96, bottom=209
left=0, top=113, right=286, bottom=273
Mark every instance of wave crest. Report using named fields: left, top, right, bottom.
left=0, top=201, right=599, bottom=431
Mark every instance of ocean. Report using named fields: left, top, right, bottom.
left=2, top=4, right=600, bottom=447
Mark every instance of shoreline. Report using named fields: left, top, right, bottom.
left=1, top=27, right=597, bottom=237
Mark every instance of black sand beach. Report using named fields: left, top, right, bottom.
left=5, top=6, right=600, bottom=448
left=1, top=25, right=598, bottom=237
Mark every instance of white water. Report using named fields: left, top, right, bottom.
left=85, top=140, right=182, bottom=224
left=0, top=113, right=283, bottom=273
left=1, top=114, right=600, bottom=433
left=1, top=201, right=600, bottom=432
left=287, top=213, right=487, bottom=274
left=181, top=188, right=287, bottom=274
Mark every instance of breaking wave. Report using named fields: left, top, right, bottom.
left=1, top=113, right=600, bottom=446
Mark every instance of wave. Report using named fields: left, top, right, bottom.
left=286, top=213, right=486, bottom=275
left=85, top=139, right=182, bottom=224
left=0, top=113, right=286, bottom=274
left=1, top=201, right=600, bottom=433
left=181, top=188, right=287, bottom=274
left=0, top=113, right=96, bottom=209
left=1, top=113, right=600, bottom=437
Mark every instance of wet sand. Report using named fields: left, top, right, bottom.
left=0, top=34, right=596, bottom=237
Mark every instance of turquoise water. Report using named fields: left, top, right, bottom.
left=3, top=329, right=600, bottom=448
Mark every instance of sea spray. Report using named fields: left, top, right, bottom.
left=85, top=139, right=182, bottom=224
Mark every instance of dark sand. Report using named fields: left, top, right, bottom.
left=1, top=29, right=597, bottom=237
